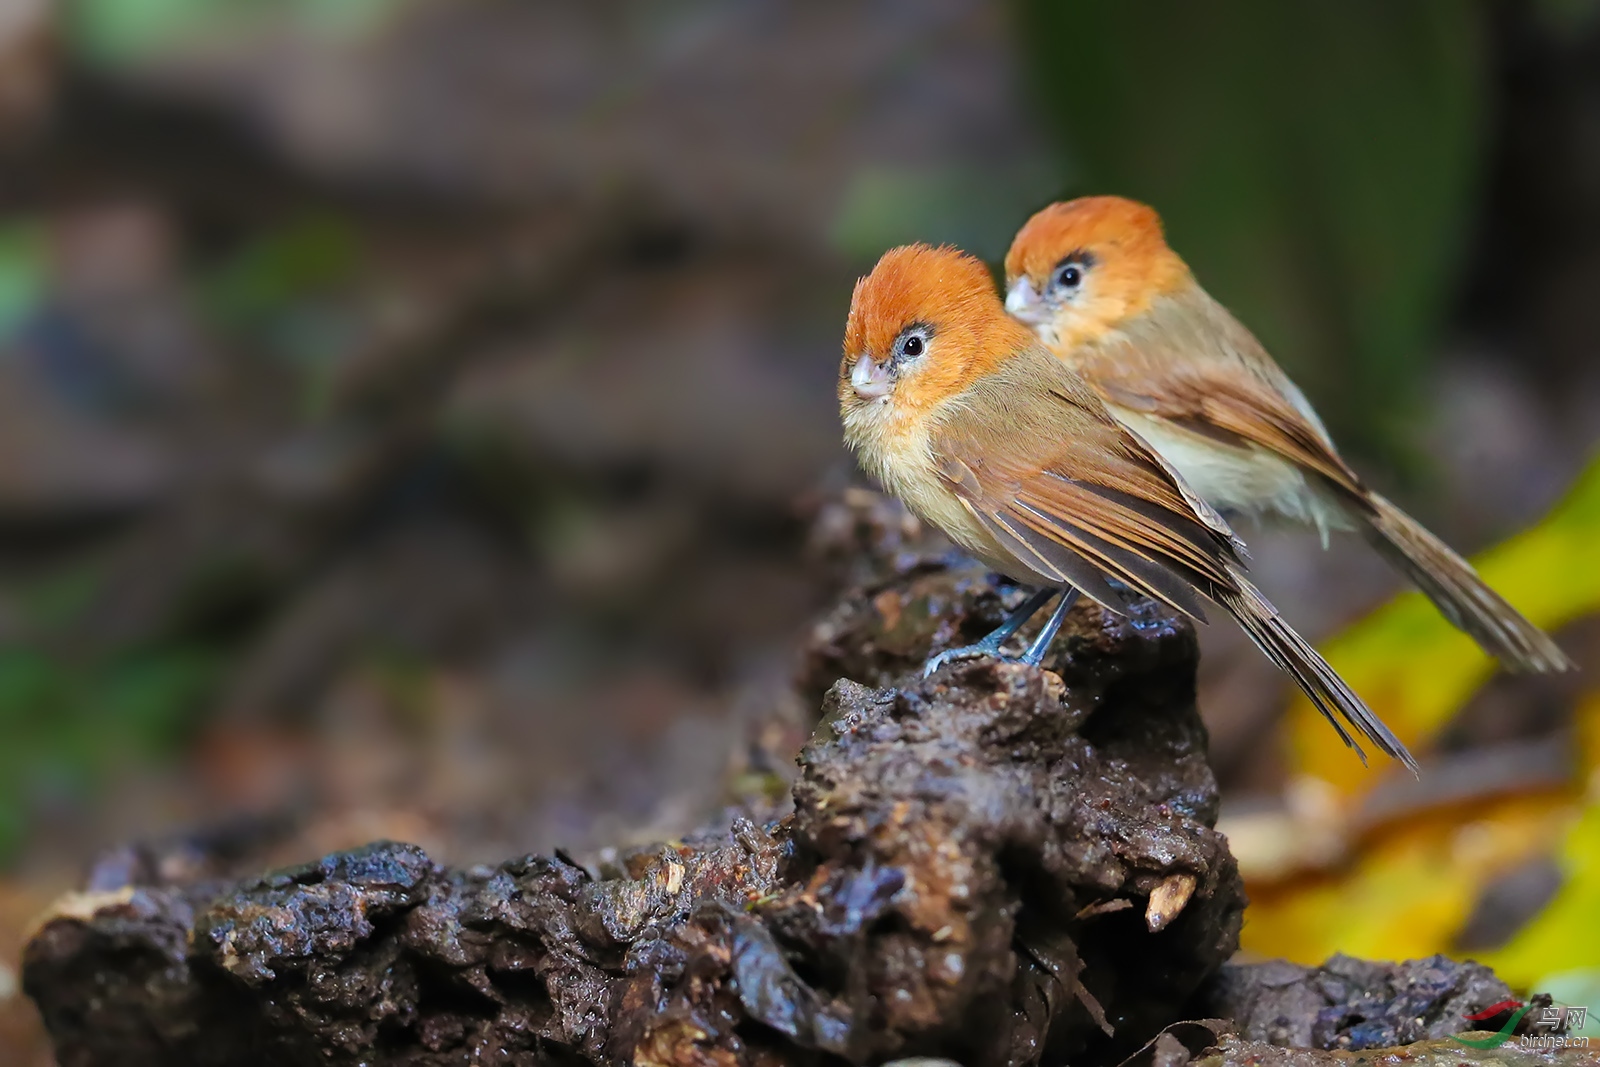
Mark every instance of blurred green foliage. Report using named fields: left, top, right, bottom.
left=0, top=634, right=222, bottom=860
left=204, top=216, right=364, bottom=418
left=1535, top=0, right=1600, bottom=37
left=71, top=0, right=408, bottom=62
left=1014, top=0, right=1486, bottom=468
left=206, top=217, right=361, bottom=327
left=0, top=211, right=360, bottom=862
left=0, top=224, right=46, bottom=341
left=1, top=568, right=225, bottom=860
left=831, top=163, right=1064, bottom=265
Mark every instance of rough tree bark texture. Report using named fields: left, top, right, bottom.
left=18, top=495, right=1586, bottom=1066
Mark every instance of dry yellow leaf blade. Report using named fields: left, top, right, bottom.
left=1288, top=453, right=1600, bottom=795
left=1240, top=792, right=1577, bottom=966
left=1481, top=695, right=1600, bottom=988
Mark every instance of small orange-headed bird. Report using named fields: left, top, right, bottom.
left=840, top=243, right=1416, bottom=769
left=1005, top=196, right=1570, bottom=675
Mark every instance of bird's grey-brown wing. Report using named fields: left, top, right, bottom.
left=931, top=348, right=1417, bottom=770
left=930, top=349, right=1245, bottom=622
left=1078, top=288, right=1368, bottom=498
left=1082, top=289, right=1569, bottom=675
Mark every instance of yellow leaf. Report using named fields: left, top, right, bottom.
left=1240, top=793, right=1576, bottom=965
left=1289, top=452, right=1600, bottom=794
left=1579, top=690, right=1600, bottom=784
left=1483, top=699, right=1600, bottom=987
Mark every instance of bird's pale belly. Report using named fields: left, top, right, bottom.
left=1111, top=406, right=1352, bottom=542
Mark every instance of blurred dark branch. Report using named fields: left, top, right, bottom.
left=0, top=68, right=481, bottom=230
left=58, top=202, right=644, bottom=660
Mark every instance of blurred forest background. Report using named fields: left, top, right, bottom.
left=3, top=0, right=1600, bottom=1061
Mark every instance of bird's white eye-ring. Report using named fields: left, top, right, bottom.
left=1050, top=251, right=1094, bottom=295
left=894, top=324, right=931, bottom=363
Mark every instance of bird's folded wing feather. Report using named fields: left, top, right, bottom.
left=1082, top=294, right=1367, bottom=498
left=931, top=354, right=1245, bottom=621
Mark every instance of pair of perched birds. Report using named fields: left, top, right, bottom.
left=839, top=196, right=1572, bottom=772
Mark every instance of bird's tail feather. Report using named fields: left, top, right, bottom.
left=1362, top=492, right=1572, bottom=674
left=1221, top=569, right=1418, bottom=774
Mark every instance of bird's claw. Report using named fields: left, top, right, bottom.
left=923, top=589, right=1081, bottom=677
left=922, top=588, right=1069, bottom=678
left=923, top=643, right=1014, bottom=677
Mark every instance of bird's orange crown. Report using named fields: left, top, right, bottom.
left=1004, top=196, right=1192, bottom=343
left=842, top=244, right=1036, bottom=419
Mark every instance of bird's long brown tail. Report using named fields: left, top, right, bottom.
left=1361, top=492, right=1572, bottom=673
left=1220, top=569, right=1418, bottom=773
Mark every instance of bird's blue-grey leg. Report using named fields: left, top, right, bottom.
left=923, top=587, right=1057, bottom=676
left=1020, top=588, right=1081, bottom=666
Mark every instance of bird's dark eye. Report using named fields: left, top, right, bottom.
left=1049, top=252, right=1094, bottom=294
left=893, top=326, right=930, bottom=363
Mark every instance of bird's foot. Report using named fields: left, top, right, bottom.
left=922, top=587, right=1077, bottom=677
left=923, top=636, right=1018, bottom=677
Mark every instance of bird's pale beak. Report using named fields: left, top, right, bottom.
left=850, top=353, right=893, bottom=400
left=1005, top=278, right=1045, bottom=324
